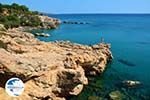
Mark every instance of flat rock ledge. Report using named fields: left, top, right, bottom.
left=0, top=29, right=112, bottom=100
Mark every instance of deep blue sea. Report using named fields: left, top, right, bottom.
left=32, top=14, right=150, bottom=100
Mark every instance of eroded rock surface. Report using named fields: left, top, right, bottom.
left=39, top=15, right=61, bottom=29
left=0, top=28, right=112, bottom=100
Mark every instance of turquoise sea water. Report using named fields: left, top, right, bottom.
left=32, top=14, right=150, bottom=100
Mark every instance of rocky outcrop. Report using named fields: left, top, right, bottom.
left=63, top=21, right=89, bottom=25
left=39, top=15, right=61, bottom=29
left=0, top=28, right=112, bottom=100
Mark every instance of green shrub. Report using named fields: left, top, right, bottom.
left=0, top=3, right=42, bottom=28
left=0, top=15, right=20, bottom=29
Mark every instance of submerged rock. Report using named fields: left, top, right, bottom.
left=137, top=41, right=150, bottom=45
left=118, top=59, right=136, bottom=67
left=0, top=29, right=112, bottom=100
left=34, top=33, right=50, bottom=37
left=122, top=80, right=141, bottom=88
left=88, top=96, right=104, bottom=100
left=109, top=90, right=125, bottom=100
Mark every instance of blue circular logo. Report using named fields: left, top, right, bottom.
left=5, top=78, right=24, bottom=97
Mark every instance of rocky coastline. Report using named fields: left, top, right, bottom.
left=0, top=24, right=112, bottom=100
left=10, top=15, right=61, bottom=32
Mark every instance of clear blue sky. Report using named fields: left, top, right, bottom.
left=0, top=0, right=150, bottom=14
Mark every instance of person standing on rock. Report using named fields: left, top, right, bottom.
left=96, top=32, right=104, bottom=43
left=101, top=37, right=104, bottom=43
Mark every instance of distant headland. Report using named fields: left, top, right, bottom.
left=0, top=3, right=61, bottom=29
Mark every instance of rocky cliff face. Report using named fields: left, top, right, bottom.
left=0, top=26, right=112, bottom=100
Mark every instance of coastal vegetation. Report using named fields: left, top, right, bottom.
left=0, top=3, right=41, bottom=29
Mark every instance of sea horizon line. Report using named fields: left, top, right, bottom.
left=42, top=12, right=150, bottom=15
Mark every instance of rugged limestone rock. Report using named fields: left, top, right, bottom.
left=39, top=15, right=61, bottom=29
left=0, top=29, right=112, bottom=100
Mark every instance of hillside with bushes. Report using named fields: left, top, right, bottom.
left=0, top=3, right=42, bottom=29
